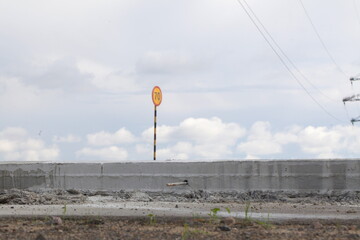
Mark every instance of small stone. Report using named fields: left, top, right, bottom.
left=86, top=219, right=105, bottom=225
left=350, top=225, right=357, bottom=231
left=35, top=233, right=47, bottom=240
left=51, top=216, right=63, bottom=225
left=312, top=221, right=323, bottom=229
left=67, top=189, right=80, bottom=195
left=221, top=217, right=236, bottom=226
left=94, top=191, right=110, bottom=196
left=346, top=210, right=357, bottom=214
left=218, top=225, right=231, bottom=231
left=130, top=192, right=152, bottom=202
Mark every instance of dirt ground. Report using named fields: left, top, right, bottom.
left=0, top=189, right=359, bottom=239
left=0, top=216, right=359, bottom=240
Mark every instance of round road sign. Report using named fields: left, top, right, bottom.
left=152, top=86, right=162, bottom=106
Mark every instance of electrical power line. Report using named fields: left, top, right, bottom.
left=299, top=0, right=360, bottom=124
left=235, top=0, right=346, bottom=123
left=242, top=0, right=338, bottom=103
left=354, top=0, right=360, bottom=29
left=298, top=0, right=348, bottom=78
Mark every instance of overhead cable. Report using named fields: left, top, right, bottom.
left=242, top=0, right=338, bottom=103
left=235, top=0, right=346, bottom=123
left=298, top=0, right=348, bottom=78
left=354, top=0, right=360, bottom=29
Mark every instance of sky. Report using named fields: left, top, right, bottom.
left=0, top=0, right=360, bottom=162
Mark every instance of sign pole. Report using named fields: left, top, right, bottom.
left=153, top=105, right=157, bottom=161
left=151, top=86, right=162, bottom=161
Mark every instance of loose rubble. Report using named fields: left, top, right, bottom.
left=0, top=189, right=86, bottom=205
left=0, top=189, right=359, bottom=205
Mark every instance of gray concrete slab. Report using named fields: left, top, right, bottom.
left=0, top=201, right=359, bottom=221
left=0, top=160, right=359, bottom=192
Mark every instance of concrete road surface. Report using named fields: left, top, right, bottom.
left=1, top=199, right=359, bottom=221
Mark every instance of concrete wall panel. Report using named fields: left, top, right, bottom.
left=0, top=160, right=359, bottom=192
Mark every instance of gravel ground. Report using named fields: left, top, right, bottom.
left=0, top=216, right=359, bottom=240
left=0, top=189, right=86, bottom=205
left=0, top=189, right=359, bottom=239
left=1, top=189, right=360, bottom=205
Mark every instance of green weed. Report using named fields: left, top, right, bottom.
left=62, top=203, right=67, bottom=215
left=147, top=213, right=156, bottom=225
left=181, top=223, right=208, bottom=240
left=244, top=202, right=251, bottom=221
left=208, top=208, right=220, bottom=223
left=255, top=214, right=273, bottom=229
left=225, top=207, right=231, bottom=214
left=181, top=223, right=191, bottom=240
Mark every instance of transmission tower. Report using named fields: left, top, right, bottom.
left=344, top=74, right=360, bottom=125
left=343, top=94, right=360, bottom=104
left=351, top=116, right=360, bottom=125
left=350, top=74, right=360, bottom=85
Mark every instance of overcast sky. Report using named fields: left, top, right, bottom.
left=0, top=0, right=360, bottom=162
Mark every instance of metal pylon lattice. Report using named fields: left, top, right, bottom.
left=350, top=73, right=360, bottom=85
left=351, top=116, right=360, bottom=125
left=344, top=73, right=360, bottom=125
left=343, top=94, right=360, bottom=104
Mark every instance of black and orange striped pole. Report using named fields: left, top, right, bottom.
left=152, top=86, right=162, bottom=160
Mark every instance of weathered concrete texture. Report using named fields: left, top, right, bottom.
left=1, top=202, right=360, bottom=220
left=0, top=160, right=359, bottom=192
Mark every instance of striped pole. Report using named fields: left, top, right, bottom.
left=151, top=86, right=162, bottom=161
left=153, top=105, right=157, bottom=160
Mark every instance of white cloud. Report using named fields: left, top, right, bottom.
left=2, top=118, right=360, bottom=162
left=0, top=140, right=17, bottom=152
left=156, top=142, right=192, bottom=160
left=76, top=146, right=128, bottom=161
left=337, top=125, right=360, bottom=154
left=87, top=128, right=136, bottom=146
left=237, top=122, right=360, bottom=159
left=244, top=154, right=260, bottom=160
left=142, top=117, right=245, bottom=144
left=237, top=122, right=283, bottom=156
left=77, top=60, right=141, bottom=93
left=0, top=0, right=359, bottom=162
left=136, top=51, right=205, bottom=75
left=238, top=140, right=282, bottom=156
left=179, top=117, right=245, bottom=145
left=296, top=125, right=360, bottom=157
left=193, top=143, right=232, bottom=159
left=141, top=117, right=246, bottom=160
left=22, top=57, right=94, bottom=93
left=297, top=126, right=340, bottom=156
left=141, top=125, right=176, bottom=144
left=0, top=127, right=28, bottom=141
left=273, top=126, right=300, bottom=145
left=0, top=127, right=59, bottom=161
left=0, top=76, right=61, bottom=113
left=53, top=134, right=82, bottom=143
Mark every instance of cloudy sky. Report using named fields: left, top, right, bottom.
left=0, top=0, right=360, bottom=162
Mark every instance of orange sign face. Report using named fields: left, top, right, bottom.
left=152, top=86, right=162, bottom=106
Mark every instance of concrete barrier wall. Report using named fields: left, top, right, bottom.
left=0, top=160, right=359, bottom=192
